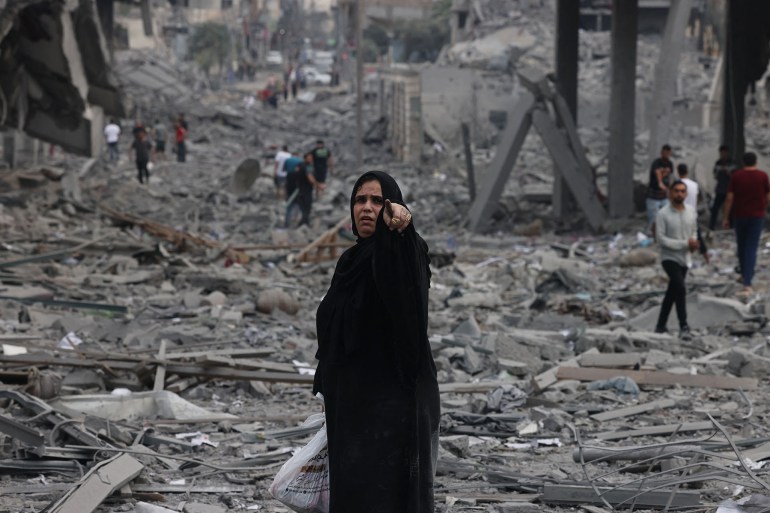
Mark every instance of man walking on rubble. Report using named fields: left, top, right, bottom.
left=175, top=119, right=187, bottom=163
left=285, top=152, right=320, bottom=228
left=104, top=119, right=121, bottom=162
left=722, top=152, right=770, bottom=296
left=273, top=145, right=291, bottom=199
left=130, top=129, right=153, bottom=184
left=153, top=119, right=167, bottom=161
left=311, top=139, right=332, bottom=196
left=646, top=144, right=675, bottom=235
left=654, top=180, right=703, bottom=340
left=709, top=145, right=736, bottom=231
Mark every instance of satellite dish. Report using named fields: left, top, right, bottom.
left=230, top=158, right=261, bottom=194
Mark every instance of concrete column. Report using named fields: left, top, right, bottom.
left=355, top=0, right=364, bottom=170
left=721, top=1, right=746, bottom=160
left=96, top=0, right=114, bottom=54
left=2, top=132, right=18, bottom=169
left=553, top=0, right=579, bottom=219
left=607, top=0, right=638, bottom=219
left=140, top=0, right=154, bottom=37
left=647, top=0, right=693, bottom=160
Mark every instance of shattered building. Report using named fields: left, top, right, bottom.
left=0, top=0, right=123, bottom=160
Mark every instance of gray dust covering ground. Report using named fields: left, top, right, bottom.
left=2, top=2, right=770, bottom=513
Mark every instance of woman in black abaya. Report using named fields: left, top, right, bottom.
left=313, top=171, right=440, bottom=513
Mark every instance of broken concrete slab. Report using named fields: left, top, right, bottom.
left=630, top=294, right=758, bottom=331
left=52, top=391, right=238, bottom=421
left=727, top=348, right=770, bottom=378
left=44, top=454, right=143, bottom=513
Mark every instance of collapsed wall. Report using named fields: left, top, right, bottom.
left=0, top=0, right=123, bottom=158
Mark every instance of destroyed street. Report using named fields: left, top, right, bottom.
left=1, top=1, right=770, bottom=513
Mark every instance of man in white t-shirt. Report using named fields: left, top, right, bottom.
left=678, top=164, right=699, bottom=210
left=104, top=119, right=121, bottom=162
left=273, top=145, right=291, bottom=198
left=678, top=163, right=709, bottom=263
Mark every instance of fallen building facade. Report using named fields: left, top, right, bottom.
left=0, top=0, right=123, bottom=161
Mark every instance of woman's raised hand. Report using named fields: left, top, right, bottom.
left=383, top=199, right=412, bottom=233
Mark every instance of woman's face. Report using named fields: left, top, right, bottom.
left=353, top=179, right=384, bottom=238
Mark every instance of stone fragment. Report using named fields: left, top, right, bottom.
left=727, top=348, right=770, bottom=378
left=136, top=503, right=177, bottom=513
left=183, top=291, right=203, bottom=309
left=630, top=294, right=754, bottom=331
left=440, top=435, right=470, bottom=458
left=496, top=502, right=545, bottom=513
left=447, top=292, right=502, bottom=308
left=462, top=345, right=483, bottom=374
left=453, top=316, right=482, bottom=338
left=256, top=288, right=300, bottom=315
left=183, top=503, right=227, bottom=513
left=202, top=291, right=228, bottom=306
left=220, top=310, right=243, bottom=323
left=618, top=248, right=658, bottom=267
left=645, top=349, right=675, bottom=368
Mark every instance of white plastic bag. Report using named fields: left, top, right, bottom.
left=269, top=413, right=330, bottom=513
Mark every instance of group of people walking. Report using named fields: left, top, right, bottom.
left=103, top=114, right=189, bottom=184
left=647, top=144, right=770, bottom=338
left=272, top=140, right=333, bottom=228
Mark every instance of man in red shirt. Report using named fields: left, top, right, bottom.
left=723, top=152, right=770, bottom=294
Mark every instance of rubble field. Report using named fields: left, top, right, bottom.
left=2, top=3, right=770, bottom=513
left=0, top=84, right=769, bottom=513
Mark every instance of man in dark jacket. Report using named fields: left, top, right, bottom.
left=709, top=145, right=735, bottom=230
left=130, top=130, right=153, bottom=184
left=285, top=152, right=319, bottom=227
left=646, top=144, right=674, bottom=234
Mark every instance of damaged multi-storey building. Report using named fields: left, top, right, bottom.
left=0, top=0, right=123, bottom=162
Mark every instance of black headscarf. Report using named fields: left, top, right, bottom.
left=315, top=171, right=431, bottom=383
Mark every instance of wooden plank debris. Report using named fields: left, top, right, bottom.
left=580, top=353, right=643, bottom=368
left=742, top=441, right=770, bottom=463
left=542, top=483, right=700, bottom=509
left=0, top=354, right=313, bottom=385
left=194, top=354, right=296, bottom=373
left=556, top=366, right=758, bottom=390
left=43, top=453, right=144, bottom=513
left=0, top=235, right=110, bottom=269
left=580, top=506, right=612, bottom=513
left=99, top=204, right=251, bottom=264
left=0, top=295, right=128, bottom=313
left=590, top=398, right=676, bottom=422
left=0, top=413, right=45, bottom=450
left=435, top=493, right=538, bottom=504
left=164, top=348, right=275, bottom=360
left=438, top=381, right=527, bottom=394
left=293, top=217, right=351, bottom=263
left=533, top=347, right=599, bottom=392
left=572, top=444, right=703, bottom=463
left=595, top=421, right=716, bottom=441
left=131, top=484, right=246, bottom=494
left=153, top=339, right=167, bottom=392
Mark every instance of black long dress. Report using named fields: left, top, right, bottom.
left=313, top=171, right=440, bottom=513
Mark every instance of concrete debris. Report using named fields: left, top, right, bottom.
left=256, top=289, right=300, bottom=315
left=442, top=26, right=536, bottom=70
